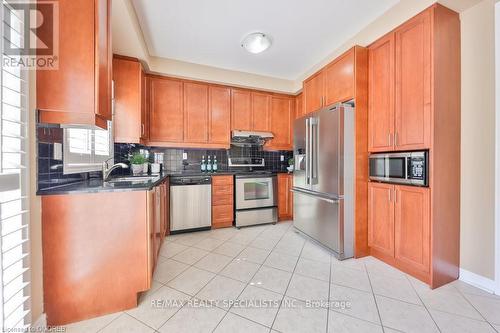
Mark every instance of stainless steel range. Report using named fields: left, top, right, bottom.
left=229, top=157, right=278, bottom=228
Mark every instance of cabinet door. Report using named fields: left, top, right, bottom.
left=395, top=185, right=430, bottom=273
left=231, top=89, right=252, bottom=130
left=287, top=175, right=294, bottom=218
left=278, top=174, right=291, bottom=219
left=95, top=0, right=112, bottom=122
left=141, top=70, right=149, bottom=141
left=269, top=96, right=293, bottom=150
left=184, top=82, right=209, bottom=143
left=113, top=57, right=142, bottom=143
left=209, top=86, right=231, bottom=145
left=394, top=11, right=431, bottom=150
left=251, top=92, right=271, bottom=131
left=368, top=33, right=395, bottom=152
left=324, top=49, right=355, bottom=105
left=304, top=71, right=325, bottom=114
left=295, top=93, right=304, bottom=119
left=368, top=182, right=395, bottom=257
left=149, top=77, right=184, bottom=142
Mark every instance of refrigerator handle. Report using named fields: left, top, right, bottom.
left=311, top=118, right=318, bottom=184
left=305, top=118, right=310, bottom=185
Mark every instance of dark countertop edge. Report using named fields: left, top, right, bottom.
left=36, top=170, right=292, bottom=196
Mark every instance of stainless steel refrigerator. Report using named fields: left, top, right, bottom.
left=292, top=103, right=355, bottom=260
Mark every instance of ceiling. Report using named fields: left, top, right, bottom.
left=131, top=0, right=399, bottom=80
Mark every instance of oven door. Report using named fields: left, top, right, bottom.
left=369, top=153, right=409, bottom=183
left=235, top=176, right=277, bottom=210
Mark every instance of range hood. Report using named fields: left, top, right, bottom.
left=231, top=130, right=274, bottom=146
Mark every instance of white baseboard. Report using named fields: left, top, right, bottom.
left=32, top=313, right=47, bottom=329
left=459, top=268, right=497, bottom=294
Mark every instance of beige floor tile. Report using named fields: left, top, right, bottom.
left=63, top=312, right=122, bottom=333
left=158, top=304, right=227, bottom=333
left=465, top=294, right=500, bottom=325
left=176, top=233, right=211, bottom=246
left=167, top=266, right=215, bottom=296
left=230, top=233, right=258, bottom=245
left=331, top=257, right=366, bottom=272
left=236, top=246, right=271, bottom=264
left=300, top=241, right=331, bottom=263
left=209, top=228, right=238, bottom=241
left=330, top=284, right=380, bottom=324
left=100, top=313, right=155, bottom=333
left=376, top=295, right=439, bottom=333
left=219, top=259, right=260, bottom=283
left=364, top=257, right=407, bottom=280
left=286, top=274, right=329, bottom=302
left=196, top=275, right=246, bottom=310
left=159, top=242, right=189, bottom=258
left=153, top=259, right=189, bottom=284
left=295, top=257, right=330, bottom=282
left=430, top=309, right=496, bottom=333
left=194, top=252, right=233, bottom=273
left=369, top=273, right=421, bottom=305
left=230, top=285, right=282, bottom=327
left=263, top=251, right=298, bottom=272
left=172, top=247, right=210, bottom=265
left=274, top=238, right=304, bottom=257
left=452, top=280, right=500, bottom=299
left=331, top=265, right=372, bottom=292
left=194, top=237, right=226, bottom=251
left=214, top=312, right=269, bottom=333
left=273, top=297, right=328, bottom=333
left=417, top=287, right=483, bottom=320
left=249, top=266, right=292, bottom=294
left=328, top=311, right=383, bottom=333
left=126, top=285, right=190, bottom=329
left=213, top=241, right=246, bottom=257
left=249, top=236, right=280, bottom=251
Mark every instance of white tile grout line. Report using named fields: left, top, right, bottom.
left=404, top=274, right=442, bottom=333
left=363, top=260, right=386, bottom=333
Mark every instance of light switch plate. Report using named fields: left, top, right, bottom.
left=53, top=143, right=63, bottom=160
left=182, top=152, right=188, bottom=160
left=280, top=155, right=284, bottom=162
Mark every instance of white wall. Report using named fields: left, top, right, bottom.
left=495, top=0, right=500, bottom=294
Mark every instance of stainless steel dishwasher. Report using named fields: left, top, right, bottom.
left=170, top=176, right=212, bottom=233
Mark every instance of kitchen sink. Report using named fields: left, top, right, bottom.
left=106, top=175, right=160, bottom=183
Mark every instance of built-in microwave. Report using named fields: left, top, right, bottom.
left=369, top=151, right=428, bottom=187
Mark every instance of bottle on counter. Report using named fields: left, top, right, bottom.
left=207, top=156, right=212, bottom=172
left=201, top=156, right=206, bottom=172
left=213, top=155, right=218, bottom=172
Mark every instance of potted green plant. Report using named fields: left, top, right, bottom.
left=130, top=153, right=146, bottom=175
left=287, top=157, right=294, bottom=173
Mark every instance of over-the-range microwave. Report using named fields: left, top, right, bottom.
left=369, top=151, right=428, bottom=187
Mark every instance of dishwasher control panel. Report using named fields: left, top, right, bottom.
left=170, top=176, right=212, bottom=186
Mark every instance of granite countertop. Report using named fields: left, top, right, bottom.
left=36, top=170, right=292, bottom=196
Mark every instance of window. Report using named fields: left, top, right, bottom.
left=62, top=122, right=113, bottom=174
left=0, top=1, right=31, bottom=330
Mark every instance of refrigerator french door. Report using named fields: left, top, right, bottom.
left=292, top=103, right=355, bottom=259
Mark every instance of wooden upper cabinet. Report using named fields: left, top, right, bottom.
left=368, top=182, right=395, bottom=257
left=184, top=82, right=209, bottom=143
left=251, top=92, right=271, bottom=131
left=304, top=71, right=325, bottom=114
left=141, top=70, right=149, bottom=141
left=231, top=89, right=252, bottom=130
left=113, top=56, right=142, bottom=143
left=37, top=0, right=112, bottom=129
left=268, top=96, right=293, bottom=150
left=394, top=11, right=431, bottom=150
left=278, top=174, right=293, bottom=220
left=149, top=77, right=183, bottom=143
left=368, top=33, right=395, bottom=152
left=295, top=93, right=304, bottom=119
left=209, top=86, right=231, bottom=146
left=395, top=186, right=430, bottom=273
left=324, top=49, right=355, bottom=105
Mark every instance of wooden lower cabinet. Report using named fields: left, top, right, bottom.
left=278, top=174, right=293, bottom=220
left=212, top=175, right=234, bottom=228
left=368, top=182, right=430, bottom=281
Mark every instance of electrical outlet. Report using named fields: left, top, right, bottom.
left=280, top=155, right=284, bottom=162
left=53, top=143, right=63, bottom=160
left=182, top=152, right=188, bottom=160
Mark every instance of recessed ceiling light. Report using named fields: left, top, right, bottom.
left=241, top=32, right=272, bottom=54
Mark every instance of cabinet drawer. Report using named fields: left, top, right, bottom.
left=212, top=194, right=233, bottom=206
left=213, top=185, right=233, bottom=196
left=212, top=205, right=233, bottom=221
left=212, top=176, right=234, bottom=186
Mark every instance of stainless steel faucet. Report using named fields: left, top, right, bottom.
left=102, top=159, right=129, bottom=181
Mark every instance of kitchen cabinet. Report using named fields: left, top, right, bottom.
left=113, top=56, right=146, bottom=143
left=184, top=82, right=209, bottom=143
left=231, top=89, right=252, bottom=131
left=278, top=173, right=293, bottom=220
left=368, top=182, right=394, bottom=257
left=368, top=33, right=395, bottom=152
left=295, top=93, right=304, bottom=119
left=324, top=48, right=355, bottom=106
left=37, top=0, right=112, bottom=129
left=149, top=76, right=184, bottom=143
left=212, top=175, right=234, bottom=229
left=252, top=92, right=271, bottom=131
left=267, top=96, right=294, bottom=150
left=209, top=86, right=231, bottom=145
left=303, top=71, right=325, bottom=114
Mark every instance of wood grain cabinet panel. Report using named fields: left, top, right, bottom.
left=278, top=174, right=293, bottom=220
left=368, top=182, right=395, bottom=257
left=368, top=33, right=395, bottom=152
left=212, top=176, right=234, bottom=229
left=209, top=86, right=231, bottom=145
left=394, top=11, right=431, bottom=150
left=251, top=92, right=271, bottom=131
left=295, top=93, right=304, bottom=119
left=95, top=0, right=112, bottom=122
left=268, top=96, right=293, bottom=150
left=231, top=89, right=252, bottom=130
left=141, top=70, right=149, bottom=141
left=395, top=186, right=430, bottom=273
left=304, top=71, right=325, bottom=114
left=324, top=49, right=355, bottom=105
left=184, top=82, right=209, bottom=143
left=149, top=77, right=184, bottom=142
